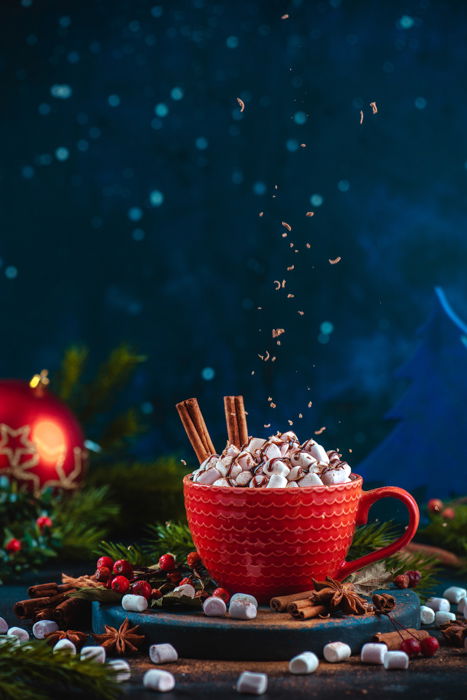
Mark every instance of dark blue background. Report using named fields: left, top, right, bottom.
left=1, top=0, right=466, bottom=488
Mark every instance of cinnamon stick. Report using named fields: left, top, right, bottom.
left=185, top=398, right=215, bottom=455
left=34, top=607, right=58, bottom=622
left=14, top=592, right=69, bottom=619
left=234, top=395, right=249, bottom=446
left=372, top=629, right=429, bottom=650
left=28, top=582, right=74, bottom=598
left=287, top=598, right=315, bottom=613
left=290, top=604, right=326, bottom=620
left=401, top=542, right=464, bottom=568
left=270, top=589, right=317, bottom=612
left=176, top=399, right=212, bottom=463
left=224, top=396, right=240, bottom=447
left=54, top=596, right=90, bottom=628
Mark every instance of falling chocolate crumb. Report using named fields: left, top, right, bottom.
left=272, top=328, right=285, bottom=338
left=370, top=101, right=378, bottom=114
left=259, top=212, right=264, bottom=217
left=308, top=401, right=313, bottom=407
left=306, top=243, right=311, bottom=248
left=281, top=279, right=286, bottom=288
left=273, top=280, right=281, bottom=290
left=287, top=293, right=295, bottom=298
left=281, top=13, right=289, bottom=19
left=360, top=110, right=364, bottom=124
left=298, top=413, right=303, bottom=419
left=281, top=221, right=292, bottom=232
left=329, top=257, right=342, bottom=265
left=270, top=402, right=277, bottom=408
left=288, top=420, right=293, bottom=425
left=298, top=310, right=304, bottom=315
left=251, top=371, right=255, bottom=375
left=287, top=265, right=295, bottom=271
left=300, top=143, right=306, bottom=147
left=181, top=459, right=187, bottom=466
left=282, top=232, right=287, bottom=237
left=315, top=426, right=326, bottom=435
left=271, top=356, right=277, bottom=362
left=306, top=211, right=314, bottom=217
left=264, top=424, right=271, bottom=428
left=237, top=97, right=245, bottom=112
left=348, top=448, right=353, bottom=453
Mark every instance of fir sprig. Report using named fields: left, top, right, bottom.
left=420, top=501, right=467, bottom=557
left=97, top=541, right=148, bottom=567
left=348, top=521, right=400, bottom=559
left=144, top=521, right=194, bottom=560
left=0, top=638, right=120, bottom=700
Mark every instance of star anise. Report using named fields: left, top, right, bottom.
left=372, top=593, right=396, bottom=615
left=45, top=629, right=88, bottom=648
left=440, top=619, right=467, bottom=647
left=312, top=577, right=368, bottom=615
left=92, top=617, right=145, bottom=655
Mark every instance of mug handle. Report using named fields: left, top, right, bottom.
left=336, top=486, right=420, bottom=580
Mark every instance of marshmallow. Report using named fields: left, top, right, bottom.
left=236, top=671, right=268, bottom=695
left=81, top=646, right=106, bottom=663
left=321, top=468, right=350, bottom=486
left=426, top=597, right=450, bottom=612
left=383, top=651, right=409, bottom=670
left=53, top=638, right=76, bottom=655
left=443, top=586, right=467, bottom=604
left=250, top=475, right=268, bottom=487
left=203, top=596, right=227, bottom=617
left=287, top=465, right=304, bottom=481
left=225, top=444, right=241, bottom=458
left=420, top=605, right=435, bottom=625
left=173, top=583, right=196, bottom=598
left=289, top=651, right=319, bottom=674
left=266, top=474, right=288, bottom=488
left=32, top=620, right=59, bottom=639
left=360, top=643, right=387, bottom=664
left=122, top=594, right=148, bottom=612
left=323, top=641, right=351, bottom=663
left=108, top=659, right=131, bottom=682
left=298, top=473, right=323, bottom=487
left=0, top=617, right=8, bottom=634
left=143, top=669, right=175, bottom=692
left=290, top=451, right=317, bottom=468
left=236, top=450, right=257, bottom=470
left=245, top=438, right=266, bottom=454
left=235, top=471, right=253, bottom=486
left=7, top=627, right=29, bottom=642
left=230, top=593, right=258, bottom=608
left=199, top=455, right=220, bottom=471
left=212, top=478, right=231, bottom=487
left=287, top=481, right=299, bottom=487
left=458, top=597, right=467, bottom=616
left=262, top=442, right=282, bottom=460
left=281, top=430, right=298, bottom=443
left=304, top=441, right=329, bottom=464
left=149, top=643, right=178, bottom=664
left=435, top=611, right=456, bottom=627
left=196, top=467, right=222, bottom=485
left=229, top=600, right=257, bottom=620
left=264, top=458, right=290, bottom=477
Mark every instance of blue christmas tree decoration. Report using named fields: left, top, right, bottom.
left=358, top=287, right=467, bottom=498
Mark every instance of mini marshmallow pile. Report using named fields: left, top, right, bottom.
left=420, top=586, right=467, bottom=627
left=191, top=431, right=353, bottom=488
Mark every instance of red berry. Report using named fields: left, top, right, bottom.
left=167, top=570, right=182, bottom=584
left=97, top=556, right=114, bottom=570
left=151, top=588, right=163, bottom=600
left=179, top=577, right=192, bottom=586
left=112, top=559, right=133, bottom=578
left=36, top=516, right=53, bottom=529
left=427, top=498, right=443, bottom=513
left=212, top=587, right=230, bottom=603
left=420, top=636, right=439, bottom=657
left=5, top=538, right=21, bottom=553
left=406, top=570, right=421, bottom=587
left=159, top=553, right=176, bottom=571
left=442, top=507, right=455, bottom=520
left=394, top=574, right=410, bottom=589
left=95, top=566, right=111, bottom=582
left=111, top=575, right=130, bottom=593
left=131, top=580, right=152, bottom=599
left=186, top=551, right=201, bottom=568
left=400, top=638, right=421, bottom=658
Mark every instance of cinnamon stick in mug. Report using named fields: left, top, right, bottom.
left=224, top=396, right=240, bottom=447
left=270, top=589, right=317, bottom=612
left=176, top=398, right=214, bottom=463
left=234, top=395, right=249, bottom=446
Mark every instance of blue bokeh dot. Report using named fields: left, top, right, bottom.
left=108, top=94, right=120, bottom=107
left=337, top=179, right=350, bottom=192
left=226, top=35, right=239, bottom=49
left=58, top=15, right=71, bottom=28
left=149, top=190, right=164, bottom=206
left=253, top=181, right=267, bottom=195
left=151, top=118, right=163, bottom=130
left=286, top=139, right=299, bottom=152
left=310, top=193, right=324, bottom=207
left=5, top=266, right=18, bottom=279
left=77, top=139, right=89, bottom=152
left=128, top=207, right=143, bottom=222
left=55, top=147, right=69, bottom=161
left=318, top=333, right=330, bottom=344
left=151, top=5, right=163, bottom=17
left=320, top=321, right=334, bottom=334
left=201, top=367, right=215, bottom=380
left=195, top=136, right=208, bottom=150
left=38, top=103, right=51, bottom=115
left=155, top=103, right=169, bottom=117
left=399, top=15, right=415, bottom=29
left=414, top=96, right=427, bottom=110
left=294, top=111, right=307, bottom=125
left=132, top=228, right=145, bottom=241
left=67, top=51, right=80, bottom=63
left=21, top=166, right=34, bottom=179
left=170, top=86, right=184, bottom=100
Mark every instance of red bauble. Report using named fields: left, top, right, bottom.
left=442, top=507, right=455, bottom=520
left=427, top=498, right=443, bottom=513
left=0, top=378, right=86, bottom=492
left=5, top=538, right=21, bottom=553
left=131, top=580, right=152, bottom=599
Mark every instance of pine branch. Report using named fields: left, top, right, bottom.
left=97, top=541, right=148, bottom=567
left=144, top=521, right=194, bottom=561
left=0, top=639, right=120, bottom=700
left=348, top=521, right=400, bottom=559
left=98, top=408, right=146, bottom=450
left=420, top=503, right=467, bottom=557
left=79, top=345, right=146, bottom=422
left=53, top=346, right=89, bottom=403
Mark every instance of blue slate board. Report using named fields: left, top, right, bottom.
left=92, top=589, right=420, bottom=661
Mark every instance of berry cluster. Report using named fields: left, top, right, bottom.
left=400, top=635, right=439, bottom=658
left=393, top=569, right=421, bottom=589
left=427, top=499, right=455, bottom=520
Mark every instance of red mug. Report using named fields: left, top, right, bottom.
left=183, top=474, right=419, bottom=602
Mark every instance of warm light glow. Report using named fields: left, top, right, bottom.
left=32, top=420, right=67, bottom=463
left=29, top=375, right=41, bottom=388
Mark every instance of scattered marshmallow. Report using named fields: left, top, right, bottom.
left=459, top=597, right=467, bottom=617
left=53, top=638, right=76, bottom=655
left=7, top=627, right=29, bottom=642
left=289, top=651, right=319, bottom=674
left=32, top=619, right=59, bottom=639
left=425, top=597, right=450, bottom=612
left=81, top=646, right=106, bottom=663
left=122, top=594, right=148, bottom=612
left=384, top=651, right=409, bottom=670
left=173, top=583, right=196, bottom=598
left=108, top=659, right=131, bottom=682
left=236, top=671, right=268, bottom=695
left=443, top=586, right=466, bottom=604
left=230, top=593, right=258, bottom=608
left=143, top=669, right=175, bottom=692
left=360, top=643, right=387, bottom=665
left=420, top=605, right=435, bottom=625
left=229, top=600, right=257, bottom=620
left=323, top=641, right=351, bottom=663
left=435, top=611, right=456, bottom=627
left=149, top=643, right=178, bottom=664
left=203, top=596, right=227, bottom=617
left=0, top=617, right=8, bottom=634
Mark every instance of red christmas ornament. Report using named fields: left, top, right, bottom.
left=442, top=507, right=456, bottom=520
left=0, top=375, right=86, bottom=493
left=5, top=538, right=22, bottom=553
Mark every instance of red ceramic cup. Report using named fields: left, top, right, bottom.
left=183, top=474, right=419, bottom=602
